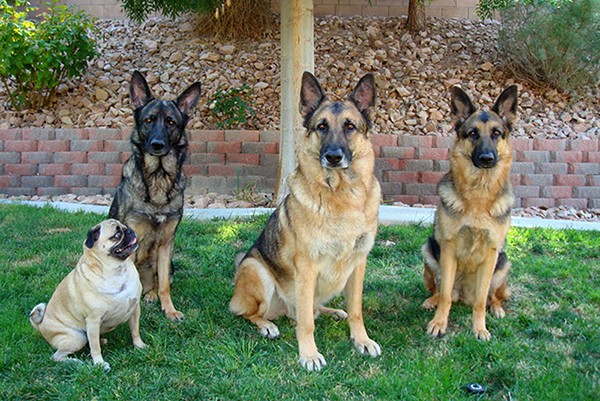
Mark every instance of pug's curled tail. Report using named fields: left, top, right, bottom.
left=29, top=303, right=47, bottom=328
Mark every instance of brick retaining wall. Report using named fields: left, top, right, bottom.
left=1, top=128, right=599, bottom=208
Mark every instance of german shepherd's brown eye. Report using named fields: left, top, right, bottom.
left=345, top=122, right=356, bottom=132
left=316, top=122, right=328, bottom=132
left=468, top=128, right=479, bottom=140
left=492, top=128, right=502, bottom=139
left=167, top=117, right=176, bottom=126
left=144, top=116, right=155, bottom=124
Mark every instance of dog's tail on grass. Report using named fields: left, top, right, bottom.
left=29, top=303, right=47, bottom=328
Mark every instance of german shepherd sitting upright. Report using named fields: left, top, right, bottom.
left=229, top=72, right=381, bottom=371
left=109, top=71, right=201, bottom=322
left=422, top=85, right=518, bottom=341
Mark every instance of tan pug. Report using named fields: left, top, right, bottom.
left=29, top=219, right=146, bottom=371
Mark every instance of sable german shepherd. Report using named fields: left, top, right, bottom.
left=109, top=71, right=201, bottom=322
left=422, top=85, right=518, bottom=340
left=229, top=72, right=381, bottom=371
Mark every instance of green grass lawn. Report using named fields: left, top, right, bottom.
left=1, top=203, right=598, bottom=401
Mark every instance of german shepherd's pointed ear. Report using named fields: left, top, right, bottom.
left=85, top=225, right=101, bottom=249
left=300, top=71, right=326, bottom=127
left=450, top=86, right=477, bottom=131
left=130, top=71, right=154, bottom=109
left=176, top=82, right=202, bottom=116
left=349, top=73, right=376, bottom=114
left=492, top=85, right=518, bottom=129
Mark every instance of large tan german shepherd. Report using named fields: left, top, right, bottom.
left=422, top=85, right=518, bottom=340
left=229, top=72, right=381, bottom=371
left=109, top=71, right=201, bottom=322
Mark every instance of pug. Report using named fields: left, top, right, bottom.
left=29, top=219, right=146, bottom=371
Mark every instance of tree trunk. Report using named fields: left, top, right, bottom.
left=407, top=0, right=426, bottom=31
left=275, top=0, right=314, bottom=204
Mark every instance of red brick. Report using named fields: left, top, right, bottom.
left=21, top=128, right=55, bottom=140
left=188, top=142, right=208, bottom=153
left=420, top=171, right=444, bottom=184
left=418, top=148, right=448, bottom=160
left=183, top=164, right=204, bottom=175
left=38, top=140, right=70, bottom=152
left=71, top=163, right=105, bottom=175
left=521, top=198, right=555, bottom=208
left=383, top=171, right=419, bottom=183
left=104, top=140, right=130, bottom=152
left=394, top=195, right=420, bottom=205
left=54, top=175, right=87, bottom=188
left=568, top=138, right=598, bottom=151
left=534, top=139, right=567, bottom=151
left=540, top=186, right=572, bottom=199
left=587, top=152, right=600, bottom=163
left=556, top=198, right=589, bottom=209
left=4, top=140, right=37, bottom=152
left=225, top=130, right=260, bottom=142
left=53, top=151, right=87, bottom=164
left=38, top=164, right=71, bottom=176
left=208, top=141, right=242, bottom=154
left=208, top=165, right=237, bottom=176
left=555, top=175, right=586, bottom=186
left=105, top=164, right=124, bottom=177
left=22, top=152, right=52, bottom=164
left=189, top=130, right=225, bottom=142
left=0, top=129, right=21, bottom=140
left=371, top=133, right=398, bottom=147
left=0, top=175, right=20, bottom=187
left=89, top=175, right=120, bottom=188
left=5, top=164, right=36, bottom=175
left=511, top=138, right=533, bottom=151
left=510, top=174, right=521, bottom=186
left=227, top=153, right=260, bottom=165
left=262, top=143, right=279, bottom=154
left=98, top=129, right=123, bottom=140
left=376, top=158, right=403, bottom=171
left=120, top=152, right=132, bottom=163
left=420, top=195, right=439, bottom=206
left=551, top=151, right=583, bottom=163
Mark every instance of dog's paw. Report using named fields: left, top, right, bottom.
left=421, top=298, right=438, bottom=310
left=489, top=304, right=506, bottom=319
left=95, top=361, right=111, bottom=372
left=427, top=318, right=447, bottom=338
left=133, top=339, right=147, bottom=349
left=143, top=291, right=159, bottom=303
left=299, top=352, right=327, bottom=372
left=473, top=327, right=491, bottom=341
left=164, top=309, right=184, bottom=322
left=259, top=322, right=280, bottom=339
left=352, top=338, right=382, bottom=357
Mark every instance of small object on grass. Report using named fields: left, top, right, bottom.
left=466, top=383, right=487, bottom=395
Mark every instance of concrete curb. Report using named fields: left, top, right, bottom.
left=1, top=199, right=598, bottom=231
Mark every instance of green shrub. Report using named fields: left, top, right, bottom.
left=209, top=84, right=255, bottom=129
left=0, top=0, right=98, bottom=111
left=497, top=0, right=600, bottom=93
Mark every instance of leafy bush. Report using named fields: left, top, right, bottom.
left=496, top=0, right=599, bottom=93
left=120, top=0, right=274, bottom=39
left=0, top=0, right=98, bottom=111
left=209, top=84, right=255, bottom=129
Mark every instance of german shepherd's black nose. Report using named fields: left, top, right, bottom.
left=478, top=151, right=496, bottom=168
left=150, top=138, right=166, bottom=152
left=324, top=147, right=344, bottom=165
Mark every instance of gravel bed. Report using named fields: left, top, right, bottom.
left=0, top=15, right=598, bottom=139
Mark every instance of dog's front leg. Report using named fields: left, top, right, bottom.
left=157, top=241, right=184, bottom=321
left=344, top=256, right=381, bottom=357
left=294, top=254, right=325, bottom=371
left=427, top=244, right=457, bottom=338
left=472, top=250, right=498, bottom=341
left=86, top=317, right=110, bottom=371
left=128, top=302, right=147, bottom=349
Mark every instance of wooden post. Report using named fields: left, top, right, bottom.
left=274, top=0, right=314, bottom=204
